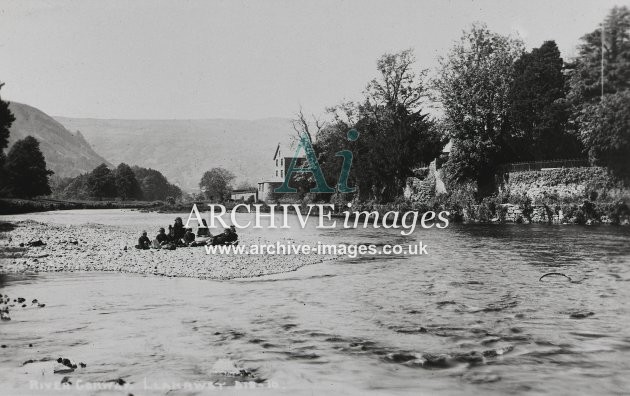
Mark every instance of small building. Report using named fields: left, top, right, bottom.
left=257, top=141, right=305, bottom=202
left=230, top=189, right=257, bottom=202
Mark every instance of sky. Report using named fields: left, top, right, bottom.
left=0, top=0, right=628, bottom=120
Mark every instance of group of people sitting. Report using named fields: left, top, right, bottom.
left=135, top=217, right=238, bottom=250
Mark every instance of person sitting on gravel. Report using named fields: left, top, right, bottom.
left=172, top=217, right=186, bottom=241
left=136, top=231, right=151, bottom=250
left=226, top=225, right=238, bottom=245
left=197, top=219, right=210, bottom=237
left=152, top=227, right=169, bottom=248
left=183, top=228, right=196, bottom=245
left=189, top=220, right=212, bottom=247
left=211, top=229, right=228, bottom=246
left=211, top=227, right=238, bottom=246
left=156, top=227, right=168, bottom=244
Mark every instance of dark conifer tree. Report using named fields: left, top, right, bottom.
left=3, top=136, right=53, bottom=198
left=0, top=82, right=16, bottom=192
left=87, top=163, right=116, bottom=199
left=114, top=163, right=142, bottom=200
left=507, top=41, right=583, bottom=160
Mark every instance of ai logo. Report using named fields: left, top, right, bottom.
left=274, top=129, right=359, bottom=194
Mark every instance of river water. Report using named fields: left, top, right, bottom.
left=1, top=210, right=629, bottom=395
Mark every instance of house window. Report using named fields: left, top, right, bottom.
left=280, top=170, right=283, bottom=178
left=276, top=170, right=278, bottom=177
left=281, top=158, right=284, bottom=165
left=276, top=159, right=278, bottom=166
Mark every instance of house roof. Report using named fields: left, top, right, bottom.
left=273, top=140, right=304, bottom=160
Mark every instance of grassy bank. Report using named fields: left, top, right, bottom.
left=0, top=198, right=162, bottom=215
left=0, top=198, right=250, bottom=215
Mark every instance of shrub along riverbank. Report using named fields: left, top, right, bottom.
left=398, top=167, right=630, bottom=225
left=3, top=166, right=630, bottom=226
left=0, top=198, right=161, bottom=215
left=0, top=198, right=244, bottom=215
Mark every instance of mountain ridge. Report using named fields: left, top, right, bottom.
left=53, top=116, right=299, bottom=191
left=7, top=102, right=112, bottom=178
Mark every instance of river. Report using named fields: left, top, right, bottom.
left=1, top=210, right=629, bottom=395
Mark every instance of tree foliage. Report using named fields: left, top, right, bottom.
left=200, top=167, right=235, bottom=202
left=434, top=24, right=524, bottom=196
left=132, top=166, right=182, bottom=201
left=53, top=164, right=181, bottom=201
left=87, top=163, right=117, bottom=199
left=0, top=82, right=14, bottom=154
left=507, top=41, right=583, bottom=160
left=568, top=6, right=630, bottom=177
left=3, top=136, right=53, bottom=198
left=0, top=82, right=16, bottom=191
left=577, top=90, right=630, bottom=176
left=114, top=163, right=142, bottom=200
left=315, top=49, right=444, bottom=202
left=57, top=174, right=91, bottom=200
left=567, top=6, right=630, bottom=107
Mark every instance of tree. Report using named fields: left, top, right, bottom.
left=578, top=90, right=630, bottom=176
left=567, top=6, right=630, bottom=107
left=0, top=82, right=16, bottom=192
left=132, top=166, right=182, bottom=201
left=114, top=163, right=142, bottom=200
left=315, top=49, right=443, bottom=202
left=434, top=24, right=524, bottom=196
left=59, top=173, right=91, bottom=200
left=3, top=136, right=53, bottom=198
left=567, top=6, right=630, bottom=176
left=0, top=83, right=14, bottom=154
left=87, top=163, right=116, bottom=199
left=507, top=41, right=583, bottom=160
left=199, top=167, right=235, bottom=201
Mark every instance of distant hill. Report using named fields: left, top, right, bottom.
left=7, top=102, right=111, bottom=178
left=53, top=117, right=298, bottom=191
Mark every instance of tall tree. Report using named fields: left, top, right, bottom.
left=0, top=82, right=14, bottom=154
left=578, top=90, right=630, bottom=176
left=434, top=24, right=524, bottom=196
left=568, top=6, right=630, bottom=176
left=567, top=6, right=630, bottom=107
left=316, top=49, right=443, bottom=202
left=0, top=82, right=16, bottom=192
left=114, top=163, right=142, bottom=200
left=132, top=166, right=182, bottom=201
left=59, top=173, right=91, bottom=200
left=199, top=167, right=235, bottom=202
left=507, top=41, right=583, bottom=160
left=87, top=163, right=116, bottom=199
left=3, top=136, right=53, bottom=198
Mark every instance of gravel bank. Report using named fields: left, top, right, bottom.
left=0, top=220, right=336, bottom=279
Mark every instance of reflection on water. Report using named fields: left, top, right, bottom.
left=1, top=210, right=630, bottom=395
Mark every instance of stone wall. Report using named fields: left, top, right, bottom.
left=503, top=204, right=561, bottom=224
left=505, top=166, right=628, bottom=203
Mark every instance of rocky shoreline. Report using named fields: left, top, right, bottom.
left=0, top=220, right=336, bottom=280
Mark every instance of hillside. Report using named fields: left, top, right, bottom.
left=7, top=102, right=111, bottom=178
left=53, top=117, right=298, bottom=191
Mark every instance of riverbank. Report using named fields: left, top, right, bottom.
left=0, top=198, right=256, bottom=216
left=0, top=198, right=163, bottom=215
left=0, top=220, right=335, bottom=280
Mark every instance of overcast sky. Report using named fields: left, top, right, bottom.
left=0, top=0, right=627, bottom=120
